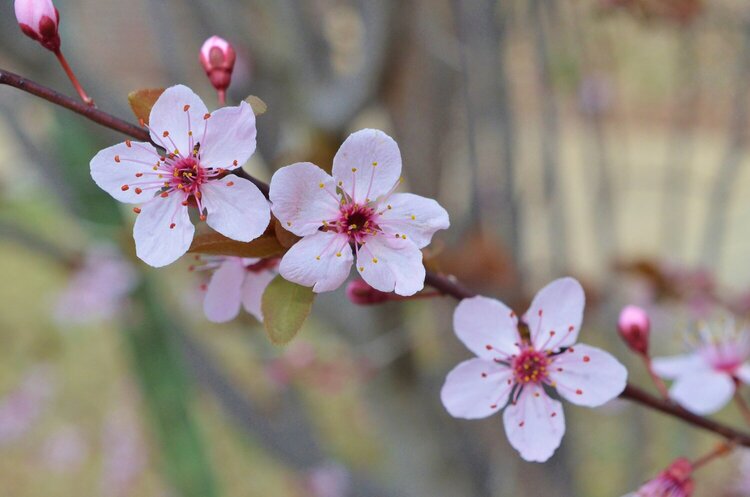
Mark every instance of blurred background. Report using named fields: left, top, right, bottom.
left=4, top=0, right=750, bottom=495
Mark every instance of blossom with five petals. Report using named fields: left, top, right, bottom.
left=441, top=278, right=627, bottom=462
left=90, top=85, right=269, bottom=267
left=269, top=129, right=449, bottom=296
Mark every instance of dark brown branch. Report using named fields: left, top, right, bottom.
left=6, top=67, right=750, bottom=448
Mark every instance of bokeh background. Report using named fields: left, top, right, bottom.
left=3, top=0, right=750, bottom=495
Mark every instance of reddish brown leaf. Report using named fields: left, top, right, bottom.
left=128, top=88, right=165, bottom=125
left=188, top=231, right=286, bottom=258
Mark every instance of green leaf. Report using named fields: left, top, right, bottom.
left=128, top=88, right=165, bottom=124
left=261, top=275, right=315, bottom=344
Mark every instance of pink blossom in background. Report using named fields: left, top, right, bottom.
left=652, top=315, right=750, bottom=415
left=54, top=245, right=137, bottom=325
left=197, top=256, right=278, bottom=323
left=622, top=458, right=694, bottom=497
left=100, top=405, right=147, bottom=496
left=0, top=366, right=54, bottom=446
left=269, top=129, right=449, bottom=296
left=304, top=463, right=351, bottom=497
left=40, top=425, right=88, bottom=472
left=440, top=278, right=628, bottom=462
left=90, top=85, right=270, bottom=267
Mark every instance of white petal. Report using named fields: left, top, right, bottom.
left=199, top=101, right=256, bottom=169
left=525, top=277, right=585, bottom=351
left=356, top=235, right=424, bottom=296
left=203, top=258, right=244, bottom=323
left=241, top=269, right=277, bottom=321
left=279, top=232, right=353, bottom=292
left=90, top=141, right=161, bottom=203
left=453, top=296, right=521, bottom=360
left=548, top=343, right=628, bottom=407
left=201, top=176, right=270, bottom=242
left=332, top=129, right=402, bottom=203
left=736, top=363, right=750, bottom=384
left=133, top=194, right=195, bottom=267
left=441, top=359, right=514, bottom=419
left=378, top=193, right=450, bottom=249
left=148, top=85, right=209, bottom=154
left=670, top=370, right=735, bottom=415
left=651, top=354, right=706, bottom=379
left=269, top=162, right=341, bottom=237
left=503, top=384, right=566, bottom=463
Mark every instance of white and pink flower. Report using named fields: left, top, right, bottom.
left=441, top=277, right=627, bottom=462
left=622, top=458, right=694, bottom=497
left=90, top=85, right=270, bottom=267
left=652, top=316, right=750, bottom=415
left=198, top=256, right=278, bottom=323
left=269, top=129, right=449, bottom=296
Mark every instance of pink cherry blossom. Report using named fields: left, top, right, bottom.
left=269, top=129, right=449, bottom=296
left=15, top=0, right=60, bottom=52
left=0, top=366, right=54, bottom=446
left=90, top=85, right=270, bottom=267
left=54, top=245, right=136, bottom=325
left=652, top=315, right=750, bottom=415
left=440, top=277, right=627, bottom=462
left=40, top=425, right=88, bottom=473
left=197, top=256, right=278, bottom=322
left=303, top=463, right=351, bottom=497
left=622, top=458, right=694, bottom=497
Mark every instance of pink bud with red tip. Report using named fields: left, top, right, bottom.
left=199, top=36, right=237, bottom=93
left=346, top=280, right=390, bottom=305
left=15, top=0, right=61, bottom=53
left=618, top=305, right=651, bottom=356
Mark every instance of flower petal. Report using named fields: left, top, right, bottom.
left=378, top=193, right=450, bottom=249
left=548, top=343, right=627, bottom=407
left=201, top=176, right=270, bottom=242
left=525, top=277, right=585, bottom=351
left=279, top=232, right=353, bottom=292
left=90, top=141, right=161, bottom=203
left=148, top=85, right=209, bottom=154
left=203, top=258, right=245, bottom=323
left=199, top=101, right=256, bottom=169
left=241, top=268, right=277, bottom=321
left=651, top=354, right=707, bottom=379
left=670, top=370, right=735, bottom=415
left=356, top=235, right=424, bottom=296
left=736, top=363, right=750, bottom=384
left=332, top=129, right=402, bottom=203
left=133, top=194, right=195, bottom=267
left=503, top=384, right=566, bottom=463
left=453, top=296, right=520, bottom=360
left=269, top=162, right=341, bottom=237
left=441, top=359, right=514, bottom=419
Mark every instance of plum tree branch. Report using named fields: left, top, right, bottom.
left=5, top=67, right=750, bottom=448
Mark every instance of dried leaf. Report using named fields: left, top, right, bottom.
left=128, top=88, right=165, bottom=125
left=188, top=231, right=285, bottom=258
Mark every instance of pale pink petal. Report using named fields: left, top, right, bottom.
left=332, top=129, right=402, bottom=203
left=148, top=85, right=208, bottom=154
left=90, top=141, right=161, bottom=203
left=356, top=234, right=424, bottom=296
left=503, top=384, right=566, bottom=462
left=453, top=296, right=521, bottom=360
left=651, top=354, right=706, bottom=379
left=525, top=277, right=585, bottom=351
left=241, top=269, right=277, bottom=321
left=14, top=0, right=56, bottom=30
left=133, top=194, right=195, bottom=267
left=548, top=343, right=627, bottom=407
left=269, top=163, right=341, bottom=236
left=377, top=193, right=450, bottom=249
left=203, top=258, right=245, bottom=323
left=201, top=176, right=270, bottom=242
left=199, top=101, right=256, bottom=169
left=279, top=232, right=352, bottom=292
left=670, top=370, right=735, bottom=415
left=441, top=358, right=514, bottom=419
left=736, top=363, right=750, bottom=384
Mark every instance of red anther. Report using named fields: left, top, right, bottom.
left=125, top=140, right=132, bottom=148
left=203, top=113, right=211, bottom=120
left=183, top=104, right=190, bottom=112
left=160, top=192, right=169, bottom=198
left=135, top=173, right=143, bottom=178
left=169, top=223, right=176, bottom=229
left=583, top=356, right=590, bottom=362
left=134, top=188, right=142, bottom=194
left=576, top=389, right=583, bottom=395
left=114, top=155, right=121, bottom=163
left=121, top=185, right=129, bottom=191
left=162, top=131, right=169, bottom=137
left=199, top=214, right=207, bottom=221
left=133, top=207, right=141, bottom=214
left=226, top=181, right=234, bottom=187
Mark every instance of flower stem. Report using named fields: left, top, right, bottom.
left=217, top=89, right=226, bottom=106
left=692, top=441, right=734, bottom=471
left=54, top=50, right=94, bottom=107
left=642, top=356, right=671, bottom=401
left=734, top=388, right=750, bottom=426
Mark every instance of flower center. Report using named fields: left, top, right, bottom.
left=169, top=157, right=206, bottom=195
left=338, top=203, right=380, bottom=242
left=511, top=349, right=551, bottom=384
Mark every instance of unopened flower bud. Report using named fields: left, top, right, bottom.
left=199, top=36, right=236, bottom=92
left=617, top=305, right=650, bottom=355
left=15, top=0, right=60, bottom=53
left=346, top=280, right=390, bottom=305
left=626, top=458, right=693, bottom=497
